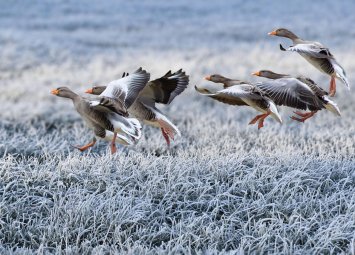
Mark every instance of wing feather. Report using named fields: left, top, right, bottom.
left=256, top=78, right=325, bottom=111
left=100, top=67, right=150, bottom=109
left=283, top=43, right=334, bottom=59
left=140, top=69, right=189, bottom=104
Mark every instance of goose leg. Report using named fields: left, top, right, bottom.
left=249, top=114, right=266, bottom=125
left=329, top=76, right=336, bottom=97
left=291, top=111, right=317, bottom=122
left=74, top=137, right=97, bottom=152
left=161, top=128, right=171, bottom=147
left=257, top=111, right=271, bottom=130
left=110, top=132, right=117, bottom=154
left=293, top=111, right=312, bottom=117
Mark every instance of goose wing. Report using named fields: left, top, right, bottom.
left=296, top=76, right=328, bottom=97
left=256, top=78, right=324, bottom=110
left=140, top=69, right=189, bottom=104
left=99, top=67, right=150, bottom=109
left=196, top=84, right=267, bottom=107
left=281, top=42, right=334, bottom=59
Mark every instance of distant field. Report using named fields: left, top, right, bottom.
left=1, top=1, right=355, bottom=254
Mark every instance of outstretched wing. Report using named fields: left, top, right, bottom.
left=296, top=76, right=328, bottom=97
left=140, top=69, right=189, bottom=104
left=215, top=85, right=269, bottom=108
left=100, top=67, right=150, bottom=109
left=89, top=96, right=129, bottom=117
left=196, top=84, right=266, bottom=107
left=256, top=78, right=324, bottom=110
left=281, top=43, right=334, bottom=59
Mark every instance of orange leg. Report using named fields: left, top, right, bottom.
left=74, top=138, right=97, bottom=152
left=290, top=111, right=317, bottom=122
left=249, top=111, right=270, bottom=129
left=257, top=112, right=271, bottom=130
left=161, top=128, right=170, bottom=147
left=110, top=132, right=117, bottom=154
left=293, top=111, right=312, bottom=117
left=329, top=76, right=336, bottom=97
left=249, top=114, right=266, bottom=125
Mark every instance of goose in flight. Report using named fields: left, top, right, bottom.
left=253, top=70, right=341, bottom=122
left=51, top=87, right=142, bottom=154
left=51, top=67, right=150, bottom=154
left=196, top=75, right=282, bottom=129
left=86, top=69, right=189, bottom=146
left=268, top=28, right=349, bottom=97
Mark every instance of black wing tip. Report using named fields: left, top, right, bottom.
left=134, top=67, right=145, bottom=74
left=133, top=67, right=150, bottom=79
left=279, top=44, right=286, bottom=51
left=164, top=70, right=172, bottom=77
left=171, top=69, right=189, bottom=80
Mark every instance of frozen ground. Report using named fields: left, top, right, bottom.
left=1, top=1, right=355, bottom=254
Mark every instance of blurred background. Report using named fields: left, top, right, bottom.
left=0, top=0, right=354, bottom=123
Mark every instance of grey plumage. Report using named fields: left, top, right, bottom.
left=254, top=71, right=340, bottom=116
left=98, top=67, right=151, bottom=111
left=52, top=87, right=142, bottom=148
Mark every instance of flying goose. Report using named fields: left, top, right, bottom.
left=196, top=75, right=282, bottom=129
left=268, top=28, right=349, bottom=97
left=252, top=70, right=341, bottom=122
left=51, top=87, right=142, bottom=154
left=86, top=69, right=189, bottom=146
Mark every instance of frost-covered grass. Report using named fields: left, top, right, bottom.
left=1, top=46, right=355, bottom=254
left=1, top=0, right=355, bottom=253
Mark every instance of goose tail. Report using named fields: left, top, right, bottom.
left=268, top=100, right=283, bottom=124
left=331, top=59, right=350, bottom=89
left=323, top=96, right=341, bottom=116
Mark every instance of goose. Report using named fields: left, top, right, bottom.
left=252, top=70, right=341, bottom=122
left=268, top=28, right=349, bottom=96
left=51, top=67, right=150, bottom=154
left=51, top=87, right=142, bottom=154
left=196, top=75, right=282, bottom=129
left=85, top=69, right=189, bottom=146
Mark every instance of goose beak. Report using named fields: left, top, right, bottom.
left=205, top=76, right=211, bottom=81
left=268, top=30, right=277, bottom=36
left=252, top=71, right=260, bottom=76
left=85, top=88, right=93, bottom=94
left=51, top=89, right=59, bottom=95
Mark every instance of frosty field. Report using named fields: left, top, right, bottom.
left=1, top=1, right=355, bottom=254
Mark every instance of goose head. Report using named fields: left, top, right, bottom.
left=252, top=70, right=290, bottom=79
left=205, top=74, right=247, bottom=88
left=205, top=74, right=229, bottom=83
left=268, top=28, right=299, bottom=40
left=51, top=87, right=77, bottom=99
left=85, top=86, right=106, bottom=95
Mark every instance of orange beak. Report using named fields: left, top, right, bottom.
left=51, top=89, right=59, bottom=95
left=85, top=88, right=93, bottom=94
left=252, top=71, right=260, bottom=76
left=268, top=30, right=277, bottom=36
left=205, top=76, right=211, bottom=81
